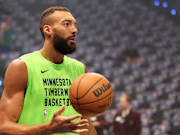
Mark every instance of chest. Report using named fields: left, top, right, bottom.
left=27, top=64, right=78, bottom=101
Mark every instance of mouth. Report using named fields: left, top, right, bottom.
left=68, top=36, right=76, bottom=45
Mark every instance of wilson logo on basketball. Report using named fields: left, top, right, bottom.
left=92, top=83, right=111, bottom=97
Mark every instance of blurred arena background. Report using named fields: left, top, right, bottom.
left=0, top=0, right=180, bottom=134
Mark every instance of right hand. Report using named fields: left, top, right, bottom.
left=48, top=105, right=89, bottom=134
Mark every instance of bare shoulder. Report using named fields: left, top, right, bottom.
left=0, top=59, right=28, bottom=123
left=7, top=59, right=27, bottom=70
left=4, top=59, right=28, bottom=95
left=5, top=59, right=27, bottom=81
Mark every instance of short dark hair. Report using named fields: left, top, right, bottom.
left=40, top=6, right=70, bottom=39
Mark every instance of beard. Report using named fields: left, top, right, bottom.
left=52, top=33, right=76, bottom=55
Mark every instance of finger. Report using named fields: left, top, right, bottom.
left=72, top=129, right=89, bottom=134
left=54, top=105, right=65, bottom=116
left=64, top=119, right=89, bottom=130
left=81, top=115, right=88, bottom=119
left=76, top=123, right=89, bottom=129
left=64, top=122, right=89, bottom=131
left=72, top=119, right=89, bottom=126
left=66, top=114, right=82, bottom=122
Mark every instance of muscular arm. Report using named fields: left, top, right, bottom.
left=0, top=60, right=89, bottom=135
left=0, top=59, right=51, bottom=135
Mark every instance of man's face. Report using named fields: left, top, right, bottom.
left=48, top=11, right=78, bottom=54
left=119, top=96, right=130, bottom=110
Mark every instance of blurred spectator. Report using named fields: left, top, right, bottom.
left=113, top=93, right=141, bottom=135
left=91, top=114, right=110, bottom=135
left=0, top=16, right=12, bottom=52
left=123, top=45, right=141, bottom=63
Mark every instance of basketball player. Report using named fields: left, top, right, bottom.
left=0, top=7, right=97, bottom=135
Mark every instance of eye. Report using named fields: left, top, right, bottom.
left=63, top=22, right=70, bottom=27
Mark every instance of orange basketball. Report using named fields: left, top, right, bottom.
left=69, top=72, right=114, bottom=117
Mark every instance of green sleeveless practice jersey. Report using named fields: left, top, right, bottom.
left=18, top=51, right=85, bottom=135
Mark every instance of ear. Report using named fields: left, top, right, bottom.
left=43, top=25, right=53, bottom=38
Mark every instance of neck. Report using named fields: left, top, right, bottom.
left=40, top=39, right=64, bottom=64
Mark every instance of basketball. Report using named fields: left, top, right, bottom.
left=69, top=72, right=114, bottom=117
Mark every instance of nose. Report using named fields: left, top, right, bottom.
left=72, top=26, right=78, bottom=35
